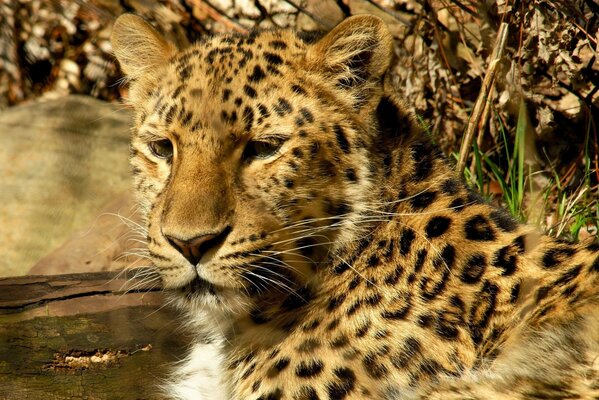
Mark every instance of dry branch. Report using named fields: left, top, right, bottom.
left=456, top=21, right=510, bottom=175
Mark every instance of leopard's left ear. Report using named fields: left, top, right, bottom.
left=306, top=15, right=393, bottom=103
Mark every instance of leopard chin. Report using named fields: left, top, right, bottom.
left=173, top=275, right=250, bottom=317
left=180, top=276, right=215, bottom=297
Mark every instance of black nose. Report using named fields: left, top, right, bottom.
left=165, top=228, right=230, bottom=265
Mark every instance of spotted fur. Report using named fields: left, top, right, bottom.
left=112, top=14, right=599, bottom=400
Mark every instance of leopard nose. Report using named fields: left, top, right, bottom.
left=165, top=228, right=230, bottom=265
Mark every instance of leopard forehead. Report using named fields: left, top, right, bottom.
left=114, top=14, right=395, bottom=150
left=136, top=30, right=324, bottom=144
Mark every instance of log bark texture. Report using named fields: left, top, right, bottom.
left=0, top=271, right=189, bottom=400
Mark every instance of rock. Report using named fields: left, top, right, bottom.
left=0, top=95, right=134, bottom=277
left=27, top=192, right=144, bottom=276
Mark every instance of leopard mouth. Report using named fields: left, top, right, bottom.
left=176, top=274, right=252, bottom=315
left=181, top=275, right=217, bottom=296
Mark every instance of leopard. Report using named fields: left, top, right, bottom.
left=111, top=13, right=599, bottom=400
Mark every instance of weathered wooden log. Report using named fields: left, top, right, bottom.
left=0, top=270, right=189, bottom=400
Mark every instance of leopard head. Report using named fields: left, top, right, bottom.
left=112, top=14, right=408, bottom=314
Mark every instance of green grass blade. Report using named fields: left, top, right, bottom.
left=472, top=140, right=485, bottom=193
left=515, top=99, right=528, bottom=217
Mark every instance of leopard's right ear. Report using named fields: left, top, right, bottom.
left=305, top=15, right=393, bottom=109
left=111, top=14, right=175, bottom=80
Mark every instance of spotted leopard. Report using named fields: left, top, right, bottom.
left=111, top=14, right=599, bottom=400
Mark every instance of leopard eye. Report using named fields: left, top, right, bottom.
left=148, top=139, right=174, bottom=159
left=243, top=139, right=285, bottom=161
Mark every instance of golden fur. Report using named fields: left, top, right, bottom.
left=112, top=14, right=599, bottom=399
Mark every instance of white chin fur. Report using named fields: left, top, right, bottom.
left=164, top=293, right=241, bottom=400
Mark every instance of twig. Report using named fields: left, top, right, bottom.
left=365, top=0, right=413, bottom=27
left=592, top=115, right=599, bottom=185
left=280, top=0, right=336, bottom=30
left=186, top=0, right=249, bottom=33
left=447, top=0, right=478, bottom=18
left=547, top=1, right=598, bottom=47
left=424, top=0, right=465, bottom=106
left=542, top=71, right=599, bottom=117
left=456, top=21, right=509, bottom=174
left=477, top=85, right=494, bottom=148
left=468, top=84, right=495, bottom=175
